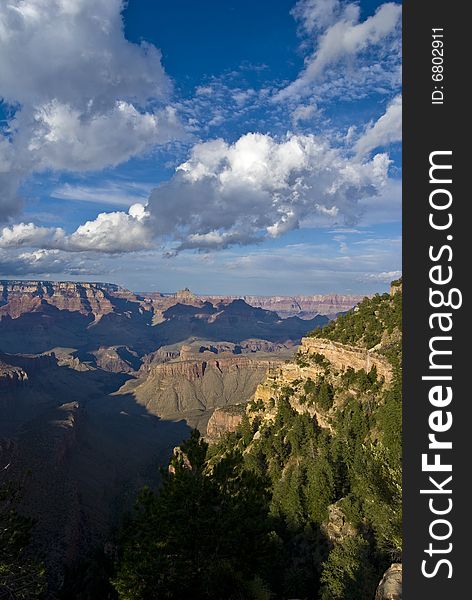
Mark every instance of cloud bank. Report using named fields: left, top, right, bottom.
left=0, top=0, right=183, bottom=220
left=1, top=132, right=392, bottom=254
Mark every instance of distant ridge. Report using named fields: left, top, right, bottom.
left=0, top=279, right=366, bottom=320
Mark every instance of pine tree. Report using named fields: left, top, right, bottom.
left=0, top=482, right=47, bottom=599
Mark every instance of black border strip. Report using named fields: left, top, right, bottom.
left=403, top=1, right=467, bottom=596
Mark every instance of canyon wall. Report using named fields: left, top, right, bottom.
left=126, top=354, right=284, bottom=421
left=299, top=337, right=393, bottom=383
left=0, top=279, right=153, bottom=321
left=206, top=404, right=246, bottom=440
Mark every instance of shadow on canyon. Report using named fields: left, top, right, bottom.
left=1, top=363, right=192, bottom=593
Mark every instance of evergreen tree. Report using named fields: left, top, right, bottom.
left=0, top=482, right=47, bottom=599
left=113, top=431, right=276, bottom=600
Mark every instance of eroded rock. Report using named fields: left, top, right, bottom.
left=375, top=563, right=402, bottom=600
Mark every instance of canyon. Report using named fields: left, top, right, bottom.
left=0, top=279, right=403, bottom=598
left=1, top=278, right=349, bottom=590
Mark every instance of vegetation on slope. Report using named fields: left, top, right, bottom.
left=309, top=287, right=401, bottom=355
left=0, top=482, right=46, bottom=599
left=112, top=285, right=402, bottom=599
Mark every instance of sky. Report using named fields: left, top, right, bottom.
left=0, top=0, right=402, bottom=295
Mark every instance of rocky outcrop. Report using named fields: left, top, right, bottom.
left=91, top=346, right=141, bottom=373
left=375, top=563, right=402, bottom=600
left=142, top=339, right=295, bottom=368
left=322, top=502, right=357, bottom=545
left=206, top=404, right=246, bottom=440
left=251, top=335, right=393, bottom=432
left=390, top=280, right=402, bottom=296
left=0, top=352, right=57, bottom=388
left=299, top=337, right=393, bottom=383
left=0, top=361, right=28, bottom=387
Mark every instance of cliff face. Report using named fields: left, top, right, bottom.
left=251, top=335, right=394, bottom=430
left=0, top=280, right=122, bottom=320
left=214, top=294, right=366, bottom=318
left=298, top=337, right=393, bottom=383
left=2, top=281, right=342, bottom=324
left=0, top=353, right=190, bottom=592
left=124, top=355, right=283, bottom=426
left=206, top=404, right=246, bottom=440
left=0, top=352, right=57, bottom=388
left=91, top=346, right=141, bottom=373
left=0, top=280, right=155, bottom=323
left=0, top=361, right=28, bottom=387
left=375, top=564, right=402, bottom=600
left=0, top=280, right=331, bottom=358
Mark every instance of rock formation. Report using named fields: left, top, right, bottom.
left=206, top=404, right=246, bottom=440
left=123, top=354, right=284, bottom=431
left=0, top=359, right=28, bottom=387
left=298, top=337, right=393, bottom=383
left=204, top=293, right=366, bottom=318
left=322, top=502, right=357, bottom=545
left=375, top=563, right=402, bottom=600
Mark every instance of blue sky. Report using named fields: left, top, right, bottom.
left=0, top=0, right=401, bottom=295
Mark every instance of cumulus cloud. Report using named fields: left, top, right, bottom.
left=68, top=204, right=152, bottom=252
left=0, top=248, right=75, bottom=276
left=0, top=132, right=392, bottom=255
left=0, top=204, right=152, bottom=253
left=0, top=0, right=183, bottom=220
left=354, top=94, right=402, bottom=156
left=0, top=0, right=170, bottom=107
left=15, top=101, right=182, bottom=173
left=144, top=132, right=390, bottom=252
left=276, top=1, right=401, bottom=101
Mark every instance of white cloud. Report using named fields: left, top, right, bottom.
left=291, top=0, right=341, bottom=34
left=0, top=204, right=152, bottom=253
left=0, top=131, right=394, bottom=255
left=362, top=270, right=402, bottom=282
left=276, top=2, right=401, bottom=101
left=354, top=94, right=402, bottom=155
left=0, top=222, right=64, bottom=248
left=0, top=248, right=78, bottom=276
left=18, top=101, right=182, bottom=172
left=291, top=103, right=319, bottom=125
left=0, top=0, right=170, bottom=107
left=145, top=132, right=390, bottom=251
left=0, top=0, right=183, bottom=220
left=66, top=204, right=152, bottom=252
